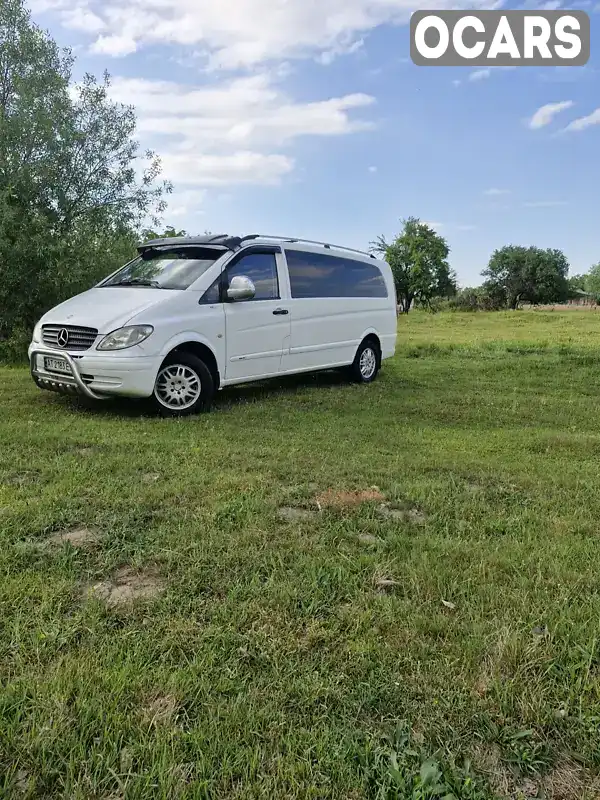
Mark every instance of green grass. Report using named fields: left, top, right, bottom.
left=2, top=310, right=600, bottom=798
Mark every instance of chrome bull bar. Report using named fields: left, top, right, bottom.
left=30, top=347, right=109, bottom=401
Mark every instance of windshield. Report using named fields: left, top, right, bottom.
left=101, top=247, right=223, bottom=291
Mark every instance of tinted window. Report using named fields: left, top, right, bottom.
left=226, top=251, right=279, bottom=300
left=286, top=250, right=387, bottom=299
left=102, top=247, right=221, bottom=291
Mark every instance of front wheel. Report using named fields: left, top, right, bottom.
left=349, top=340, right=380, bottom=384
left=152, top=352, right=214, bottom=417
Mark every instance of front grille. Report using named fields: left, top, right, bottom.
left=42, top=324, right=98, bottom=351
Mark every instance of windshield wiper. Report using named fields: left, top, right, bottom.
left=111, top=278, right=162, bottom=288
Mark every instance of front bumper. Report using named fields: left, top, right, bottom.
left=29, top=347, right=158, bottom=400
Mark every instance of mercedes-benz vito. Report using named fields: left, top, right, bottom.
left=29, top=234, right=397, bottom=415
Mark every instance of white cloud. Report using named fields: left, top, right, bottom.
left=484, top=188, right=510, bottom=196
left=523, top=200, right=567, bottom=208
left=166, top=190, right=208, bottom=219
left=90, top=34, right=137, bottom=56
left=110, top=75, right=374, bottom=151
left=161, top=152, right=294, bottom=186
left=563, top=108, right=600, bottom=132
left=105, top=73, right=374, bottom=193
left=29, top=0, right=68, bottom=11
left=316, top=37, right=365, bottom=65
left=36, top=0, right=498, bottom=69
left=528, top=100, right=573, bottom=129
left=424, top=221, right=445, bottom=230
left=368, top=166, right=378, bottom=173
left=61, top=5, right=105, bottom=32
left=424, top=221, right=476, bottom=232
left=469, top=69, right=491, bottom=82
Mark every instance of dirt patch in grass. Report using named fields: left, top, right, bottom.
left=315, top=487, right=385, bottom=510
left=472, top=746, right=600, bottom=799
left=377, top=503, right=427, bottom=526
left=4, top=471, right=41, bottom=487
left=48, top=526, right=100, bottom=548
left=87, top=567, right=165, bottom=607
left=541, top=757, right=600, bottom=799
left=141, top=472, right=161, bottom=484
left=141, top=694, right=178, bottom=727
left=278, top=506, right=317, bottom=522
left=279, top=489, right=387, bottom=520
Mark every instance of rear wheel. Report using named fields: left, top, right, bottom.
left=152, top=352, right=214, bottom=416
left=349, top=339, right=380, bottom=384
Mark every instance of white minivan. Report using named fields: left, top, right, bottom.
left=29, top=234, right=397, bottom=416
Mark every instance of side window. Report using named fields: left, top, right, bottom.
left=286, top=250, right=388, bottom=299
left=199, top=276, right=221, bottom=305
left=225, top=251, right=279, bottom=301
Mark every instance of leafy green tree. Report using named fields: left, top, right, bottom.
left=371, top=218, right=456, bottom=313
left=0, top=0, right=72, bottom=209
left=483, top=245, right=569, bottom=309
left=450, top=285, right=506, bottom=312
left=568, top=274, right=588, bottom=294
left=584, top=263, right=600, bottom=296
left=142, top=226, right=188, bottom=240
left=0, top=0, right=170, bottom=352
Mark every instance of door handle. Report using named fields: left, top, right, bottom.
left=273, top=308, right=289, bottom=315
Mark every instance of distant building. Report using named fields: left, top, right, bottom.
left=568, top=289, right=597, bottom=307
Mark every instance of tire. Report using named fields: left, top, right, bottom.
left=349, top=339, right=380, bottom=384
left=152, top=352, right=214, bottom=417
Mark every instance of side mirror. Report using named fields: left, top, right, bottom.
left=227, top=275, right=256, bottom=302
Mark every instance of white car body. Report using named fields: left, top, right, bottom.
left=29, top=234, right=397, bottom=408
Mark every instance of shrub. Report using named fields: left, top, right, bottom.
left=450, top=286, right=506, bottom=312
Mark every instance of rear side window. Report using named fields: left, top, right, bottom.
left=286, top=250, right=387, bottom=299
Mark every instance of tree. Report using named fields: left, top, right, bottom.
left=0, top=0, right=170, bottom=350
left=371, top=218, right=456, bottom=313
left=483, top=245, right=569, bottom=309
left=450, top=285, right=505, bottom=312
left=0, top=0, right=72, bottom=209
left=142, top=226, right=188, bottom=240
left=568, top=274, right=588, bottom=294
left=585, top=263, right=600, bottom=296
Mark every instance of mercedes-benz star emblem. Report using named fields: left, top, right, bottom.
left=57, top=328, right=69, bottom=347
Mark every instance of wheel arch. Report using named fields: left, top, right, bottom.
left=358, top=330, right=382, bottom=366
left=160, top=337, right=221, bottom=390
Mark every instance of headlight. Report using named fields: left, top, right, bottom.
left=32, top=322, right=42, bottom=343
left=97, top=325, right=154, bottom=351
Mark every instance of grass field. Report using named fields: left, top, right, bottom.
left=2, top=310, right=600, bottom=799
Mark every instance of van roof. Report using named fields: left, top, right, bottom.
left=138, top=234, right=379, bottom=261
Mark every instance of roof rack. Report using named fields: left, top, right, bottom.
left=239, top=234, right=377, bottom=259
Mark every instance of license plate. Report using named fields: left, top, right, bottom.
left=43, top=356, right=71, bottom=375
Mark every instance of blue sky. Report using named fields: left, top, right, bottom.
left=31, top=0, right=600, bottom=286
